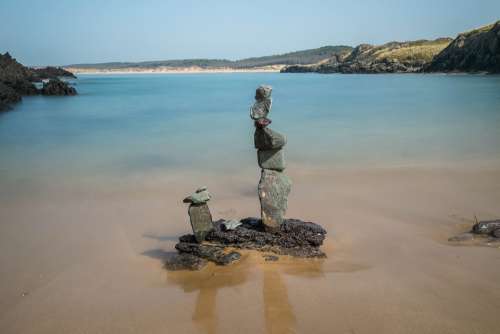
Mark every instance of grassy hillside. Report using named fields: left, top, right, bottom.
left=282, top=38, right=452, bottom=74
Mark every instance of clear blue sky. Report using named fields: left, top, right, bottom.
left=1, top=0, right=499, bottom=66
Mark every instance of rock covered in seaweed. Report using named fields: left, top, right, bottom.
left=204, top=217, right=327, bottom=258
left=165, top=253, right=208, bottom=271
left=175, top=242, right=241, bottom=265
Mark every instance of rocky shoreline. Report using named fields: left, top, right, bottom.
left=0, top=52, right=77, bottom=111
left=281, top=21, right=500, bottom=74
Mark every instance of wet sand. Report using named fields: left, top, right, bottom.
left=0, top=165, right=499, bottom=334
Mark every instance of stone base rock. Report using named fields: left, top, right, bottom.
left=165, top=217, right=327, bottom=271
left=188, top=203, right=214, bottom=243
left=258, top=169, right=291, bottom=229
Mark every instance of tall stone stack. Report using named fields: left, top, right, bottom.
left=250, top=86, right=292, bottom=230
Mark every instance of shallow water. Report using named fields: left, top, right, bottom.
left=0, top=74, right=499, bottom=334
left=1, top=73, right=499, bottom=191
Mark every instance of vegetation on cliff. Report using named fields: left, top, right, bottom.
left=282, top=38, right=452, bottom=74
left=424, top=21, right=500, bottom=73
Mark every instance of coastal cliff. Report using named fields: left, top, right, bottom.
left=281, top=38, right=452, bottom=74
left=0, top=52, right=77, bottom=111
left=424, top=21, right=500, bottom=73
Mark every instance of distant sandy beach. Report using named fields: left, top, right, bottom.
left=65, top=65, right=284, bottom=75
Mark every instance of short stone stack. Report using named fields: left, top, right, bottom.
left=251, top=85, right=292, bottom=230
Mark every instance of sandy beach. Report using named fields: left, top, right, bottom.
left=0, top=164, right=499, bottom=334
left=64, top=65, right=284, bottom=75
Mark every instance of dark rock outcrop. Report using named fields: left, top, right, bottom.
left=30, top=66, right=76, bottom=81
left=425, top=21, right=500, bottom=73
left=0, top=82, right=21, bottom=111
left=0, top=52, right=78, bottom=110
left=41, top=79, right=77, bottom=96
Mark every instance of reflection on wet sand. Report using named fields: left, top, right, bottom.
left=166, top=254, right=332, bottom=334
left=263, top=269, right=296, bottom=334
left=167, top=261, right=250, bottom=334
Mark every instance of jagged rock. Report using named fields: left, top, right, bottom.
left=204, top=217, right=326, bottom=258
left=175, top=242, right=241, bottom=265
left=188, top=203, right=214, bottom=243
left=41, top=79, right=77, bottom=95
left=254, top=127, right=287, bottom=150
left=0, top=82, right=21, bottom=111
left=30, top=67, right=76, bottom=81
left=258, top=167, right=291, bottom=230
left=165, top=253, right=208, bottom=271
left=257, top=148, right=285, bottom=171
left=250, top=85, right=272, bottom=120
left=472, top=219, right=500, bottom=237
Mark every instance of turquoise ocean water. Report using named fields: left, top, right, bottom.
left=0, top=73, right=499, bottom=192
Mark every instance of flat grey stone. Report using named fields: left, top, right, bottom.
left=254, top=127, right=287, bottom=150
left=188, top=203, right=214, bottom=242
left=258, top=169, right=292, bottom=229
left=257, top=148, right=285, bottom=171
left=183, top=189, right=211, bottom=204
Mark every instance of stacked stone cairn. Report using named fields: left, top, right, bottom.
left=250, top=85, right=292, bottom=231
left=164, top=87, right=327, bottom=271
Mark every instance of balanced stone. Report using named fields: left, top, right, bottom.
left=258, top=169, right=292, bottom=229
left=258, top=148, right=285, bottom=171
left=250, top=85, right=272, bottom=120
left=254, top=127, right=287, bottom=150
left=188, top=203, right=214, bottom=242
left=183, top=186, right=211, bottom=204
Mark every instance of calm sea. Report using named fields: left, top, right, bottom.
left=1, top=73, right=499, bottom=192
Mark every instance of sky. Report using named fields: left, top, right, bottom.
left=1, top=0, right=499, bottom=66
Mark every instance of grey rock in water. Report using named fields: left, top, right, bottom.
left=250, top=85, right=272, bottom=120
left=165, top=253, right=208, bottom=271
left=188, top=203, right=214, bottom=243
left=254, top=127, right=287, bottom=150
left=175, top=242, right=241, bottom=265
left=258, top=169, right=292, bottom=229
left=263, top=254, right=279, bottom=261
left=258, top=148, right=285, bottom=171
left=472, top=219, right=500, bottom=237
